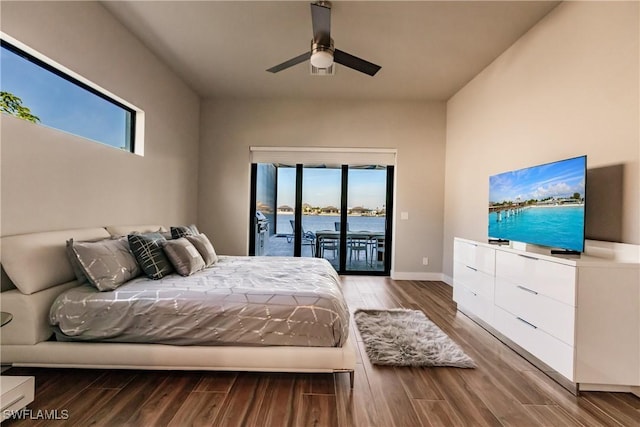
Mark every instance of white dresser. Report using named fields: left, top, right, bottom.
left=453, top=237, right=640, bottom=395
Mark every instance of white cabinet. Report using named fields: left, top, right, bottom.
left=494, top=275, right=575, bottom=346
left=453, top=237, right=640, bottom=395
left=453, top=239, right=495, bottom=326
left=493, top=306, right=575, bottom=380
left=495, top=251, right=576, bottom=306
left=1, top=376, right=34, bottom=421
left=493, top=249, right=577, bottom=381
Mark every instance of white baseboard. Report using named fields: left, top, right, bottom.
left=390, top=271, right=445, bottom=281
left=442, top=275, right=453, bottom=286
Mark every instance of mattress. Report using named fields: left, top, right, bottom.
left=49, top=256, right=349, bottom=347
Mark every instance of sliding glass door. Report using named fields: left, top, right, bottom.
left=302, top=166, right=343, bottom=267
left=250, top=163, right=393, bottom=275
left=345, top=166, right=390, bottom=273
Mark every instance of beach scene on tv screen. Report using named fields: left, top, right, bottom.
left=488, top=156, right=586, bottom=252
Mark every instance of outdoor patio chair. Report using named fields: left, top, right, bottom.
left=347, top=236, right=369, bottom=264
left=289, top=220, right=316, bottom=256
left=318, top=235, right=339, bottom=259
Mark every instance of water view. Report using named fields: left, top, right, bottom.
left=276, top=214, right=386, bottom=235
left=255, top=163, right=390, bottom=273
left=488, top=205, right=584, bottom=251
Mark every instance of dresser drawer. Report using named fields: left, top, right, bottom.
left=495, top=251, right=576, bottom=305
left=1, top=376, right=35, bottom=421
left=454, top=261, right=494, bottom=299
left=495, top=277, right=575, bottom=345
left=454, top=240, right=495, bottom=275
left=494, top=307, right=574, bottom=381
left=455, top=285, right=494, bottom=326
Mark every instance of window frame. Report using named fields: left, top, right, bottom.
left=0, top=33, right=144, bottom=154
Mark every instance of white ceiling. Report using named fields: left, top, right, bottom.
left=102, top=1, right=559, bottom=101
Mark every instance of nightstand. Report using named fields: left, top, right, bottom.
left=1, top=312, right=35, bottom=422
left=0, top=376, right=35, bottom=422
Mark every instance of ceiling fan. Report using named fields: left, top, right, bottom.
left=266, top=1, right=381, bottom=76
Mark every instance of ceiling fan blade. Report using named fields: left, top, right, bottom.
left=311, top=2, right=331, bottom=45
left=333, top=49, right=381, bottom=76
left=266, top=52, right=311, bottom=73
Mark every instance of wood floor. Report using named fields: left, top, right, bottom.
left=3, top=277, right=639, bottom=426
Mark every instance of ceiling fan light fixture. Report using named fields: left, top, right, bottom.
left=310, top=39, right=334, bottom=69
left=310, top=63, right=335, bottom=76
left=310, top=50, right=333, bottom=68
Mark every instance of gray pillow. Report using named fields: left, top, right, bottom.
left=69, top=237, right=141, bottom=291
left=66, top=239, right=88, bottom=284
left=127, top=233, right=174, bottom=279
left=186, top=233, right=219, bottom=267
left=163, top=238, right=206, bottom=276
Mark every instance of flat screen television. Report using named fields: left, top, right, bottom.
left=488, top=155, right=586, bottom=253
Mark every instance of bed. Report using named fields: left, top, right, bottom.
left=0, top=225, right=356, bottom=385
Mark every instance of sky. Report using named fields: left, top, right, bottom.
left=1, top=45, right=130, bottom=149
left=489, top=156, right=586, bottom=204
left=278, top=167, right=387, bottom=210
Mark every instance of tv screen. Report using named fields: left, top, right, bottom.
left=488, top=155, right=586, bottom=253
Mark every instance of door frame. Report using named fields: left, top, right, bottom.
left=250, top=163, right=394, bottom=276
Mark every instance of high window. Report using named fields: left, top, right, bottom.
left=1, top=37, right=138, bottom=152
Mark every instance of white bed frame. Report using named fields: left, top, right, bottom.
left=1, top=340, right=356, bottom=386
left=0, top=225, right=356, bottom=386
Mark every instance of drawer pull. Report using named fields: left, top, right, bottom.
left=517, top=254, right=539, bottom=261
left=516, top=317, right=538, bottom=329
left=516, top=285, right=538, bottom=295
left=466, top=266, right=478, bottom=272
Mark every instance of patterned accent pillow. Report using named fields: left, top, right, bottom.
left=186, top=233, right=219, bottom=267
left=69, top=237, right=141, bottom=291
left=163, top=238, right=206, bottom=276
left=127, top=233, right=174, bottom=279
left=66, top=239, right=88, bottom=284
left=170, top=226, right=195, bottom=239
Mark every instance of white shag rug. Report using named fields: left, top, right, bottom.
left=354, top=308, right=476, bottom=368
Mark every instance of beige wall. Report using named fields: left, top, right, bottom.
left=5, top=1, right=636, bottom=282
left=198, top=99, right=446, bottom=277
left=1, top=1, right=200, bottom=235
left=443, top=1, right=639, bottom=277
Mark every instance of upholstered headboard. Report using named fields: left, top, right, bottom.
left=0, top=224, right=166, bottom=345
left=1, top=228, right=109, bottom=295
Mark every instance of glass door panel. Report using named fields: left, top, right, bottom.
left=273, top=166, right=296, bottom=257
left=254, top=163, right=276, bottom=256
left=346, top=167, right=388, bottom=272
left=302, top=166, right=342, bottom=265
